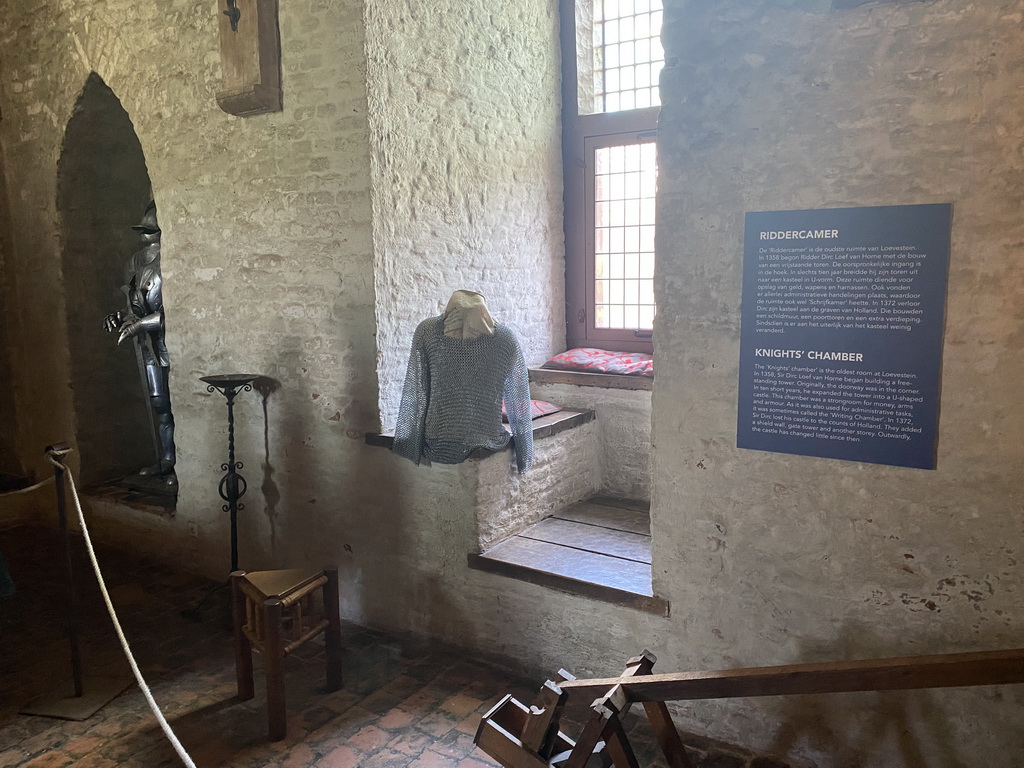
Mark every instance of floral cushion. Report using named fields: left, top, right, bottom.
left=502, top=400, right=564, bottom=422
left=541, top=348, right=654, bottom=378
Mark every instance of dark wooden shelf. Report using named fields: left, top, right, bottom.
left=528, top=368, right=653, bottom=391
left=365, top=408, right=595, bottom=452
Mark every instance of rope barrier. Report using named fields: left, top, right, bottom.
left=46, top=451, right=197, bottom=768
left=0, top=475, right=54, bottom=496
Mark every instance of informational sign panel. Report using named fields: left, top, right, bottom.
left=737, top=204, right=952, bottom=469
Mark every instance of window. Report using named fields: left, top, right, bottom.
left=561, top=0, right=664, bottom=353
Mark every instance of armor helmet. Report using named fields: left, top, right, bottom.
left=131, top=201, right=160, bottom=234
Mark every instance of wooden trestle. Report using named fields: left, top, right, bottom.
left=473, top=648, right=1024, bottom=768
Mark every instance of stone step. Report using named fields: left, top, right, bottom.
left=469, top=496, right=667, bottom=616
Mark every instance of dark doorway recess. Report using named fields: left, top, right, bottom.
left=0, top=149, right=28, bottom=486
left=57, top=73, right=161, bottom=490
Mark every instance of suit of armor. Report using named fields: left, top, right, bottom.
left=103, top=203, right=176, bottom=482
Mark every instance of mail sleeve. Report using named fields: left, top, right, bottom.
left=502, top=334, right=534, bottom=473
left=391, top=321, right=431, bottom=465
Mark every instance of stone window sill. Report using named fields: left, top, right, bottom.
left=364, top=408, right=595, bottom=454
left=528, top=368, right=653, bottom=391
left=365, top=410, right=667, bottom=614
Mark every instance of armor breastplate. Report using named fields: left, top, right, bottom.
left=124, top=244, right=163, bottom=316
left=123, top=242, right=168, bottom=367
left=129, top=263, right=162, bottom=316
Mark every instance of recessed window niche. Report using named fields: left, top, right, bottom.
left=57, top=73, right=164, bottom=492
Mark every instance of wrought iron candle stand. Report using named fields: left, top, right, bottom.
left=201, top=374, right=259, bottom=573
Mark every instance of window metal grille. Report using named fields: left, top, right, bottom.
left=594, top=0, right=665, bottom=113
left=562, top=0, right=664, bottom=350
left=592, top=140, right=657, bottom=331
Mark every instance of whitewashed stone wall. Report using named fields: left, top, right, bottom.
left=530, top=382, right=652, bottom=502
left=364, top=0, right=566, bottom=431
left=3, top=1, right=1022, bottom=766
left=475, top=422, right=601, bottom=551
left=649, top=2, right=1024, bottom=765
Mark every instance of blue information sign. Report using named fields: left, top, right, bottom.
left=737, top=204, right=952, bottom=469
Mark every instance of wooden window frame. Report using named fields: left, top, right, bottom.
left=561, top=0, right=658, bottom=354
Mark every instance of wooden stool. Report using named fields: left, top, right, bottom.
left=231, top=567, right=343, bottom=740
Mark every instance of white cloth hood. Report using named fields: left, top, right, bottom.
left=443, top=290, right=495, bottom=340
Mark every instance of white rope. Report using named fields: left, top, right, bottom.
left=0, top=475, right=54, bottom=496
left=46, top=453, right=197, bottom=768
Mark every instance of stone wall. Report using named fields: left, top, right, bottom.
left=2, top=1, right=1022, bottom=766
left=364, top=0, right=566, bottom=430
left=529, top=381, right=652, bottom=502
left=0, top=0, right=569, bottom=627
left=649, top=1, right=1024, bottom=764
left=475, top=421, right=602, bottom=551
left=0, top=0, right=378, bottom=573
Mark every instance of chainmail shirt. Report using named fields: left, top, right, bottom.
left=392, top=317, right=534, bottom=473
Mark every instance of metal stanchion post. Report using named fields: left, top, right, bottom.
left=20, top=443, right=131, bottom=720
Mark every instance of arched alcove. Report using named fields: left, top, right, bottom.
left=57, top=73, right=159, bottom=486
left=0, top=150, right=26, bottom=484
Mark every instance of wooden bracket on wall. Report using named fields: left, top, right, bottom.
left=216, top=0, right=282, bottom=117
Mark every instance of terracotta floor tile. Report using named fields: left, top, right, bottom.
left=457, top=756, right=498, bottom=768
left=65, top=755, right=117, bottom=768
left=455, top=713, right=479, bottom=736
left=400, top=689, right=445, bottom=714
left=429, top=731, right=479, bottom=760
left=347, top=724, right=391, bottom=753
left=414, top=710, right=462, bottom=739
left=279, top=742, right=316, bottom=768
left=0, top=525, right=784, bottom=768
left=60, top=735, right=104, bottom=757
left=360, top=748, right=421, bottom=768
left=409, top=749, right=459, bottom=768
left=21, top=753, right=72, bottom=768
left=439, top=693, right=484, bottom=719
left=386, top=729, right=433, bottom=756
left=318, top=744, right=362, bottom=768
left=378, top=706, right=418, bottom=731
left=0, top=526, right=533, bottom=768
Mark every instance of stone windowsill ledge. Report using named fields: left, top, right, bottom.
left=528, top=368, right=653, bottom=391
left=364, top=408, right=595, bottom=454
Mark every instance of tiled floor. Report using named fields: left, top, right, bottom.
left=0, top=525, right=784, bottom=768
left=0, top=525, right=538, bottom=768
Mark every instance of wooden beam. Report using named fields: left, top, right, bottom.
left=557, top=648, right=1024, bottom=702
left=623, top=652, right=693, bottom=768
left=520, top=680, right=568, bottom=757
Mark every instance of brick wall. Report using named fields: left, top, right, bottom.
left=530, top=381, right=652, bottom=502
